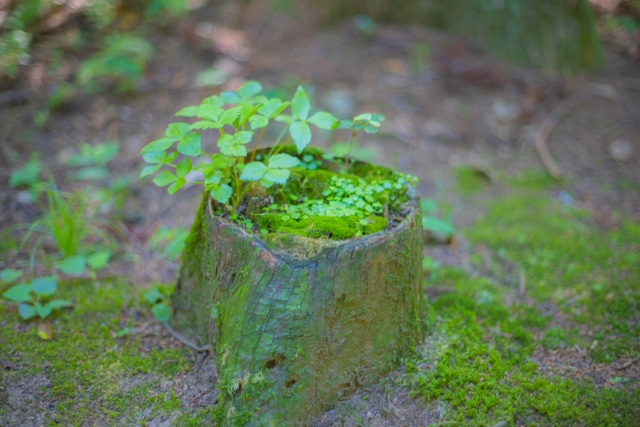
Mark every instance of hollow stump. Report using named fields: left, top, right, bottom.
left=172, top=192, right=422, bottom=426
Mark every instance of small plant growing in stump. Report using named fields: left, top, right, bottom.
left=140, top=81, right=422, bottom=426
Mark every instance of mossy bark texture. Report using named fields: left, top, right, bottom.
left=172, top=192, right=422, bottom=426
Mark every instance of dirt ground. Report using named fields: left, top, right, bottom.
left=1, top=2, right=639, bottom=426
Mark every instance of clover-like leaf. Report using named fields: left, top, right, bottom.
left=210, top=153, right=231, bottom=168
left=195, top=105, right=224, bottom=121
left=290, top=121, right=312, bottom=153
left=2, top=284, right=32, bottom=302
left=32, top=276, right=57, bottom=296
left=201, top=95, right=225, bottom=107
left=1, top=269, right=23, bottom=283
left=308, top=112, right=339, bottom=130
left=165, top=123, right=192, bottom=139
left=19, top=303, right=36, bottom=319
left=238, top=81, right=263, bottom=100
left=140, top=137, right=176, bottom=155
left=291, top=86, right=311, bottom=121
left=175, top=158, right=192, bottom=178
left=177, top=133, right=201, bottom=157
left=268, top=153, right=300, bottom=169
left=153, top=170, right=177, bottom=187
left=217, top=135, right=247, bottom=157
left=142, top=151, right=167, bottom=165
left=240, top=162, right=268, bottom=181
left=168, top=178, right=186, bottom=195
left=57, top=256, right=86, bottom=276
left=264, top=168, right=290, bottom=184
left=220, top=107, right=242, bottom=125
left=211, top=183, right=233, bottom=204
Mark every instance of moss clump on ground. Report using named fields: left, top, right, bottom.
left=257, top=213, right=388, bottom=240
left=0, top=279, right=215, bottom=427
left=409, top=186, right=640, bottom=425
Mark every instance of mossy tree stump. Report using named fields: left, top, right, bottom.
left=172, top=188, right=422, bottom=426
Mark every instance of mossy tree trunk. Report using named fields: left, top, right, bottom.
left=172, top=191, right=422, bottom=426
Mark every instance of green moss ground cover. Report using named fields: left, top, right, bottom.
left=408, top=178, right=640, bottom=425
left=1, top=169, right=638, bottom=426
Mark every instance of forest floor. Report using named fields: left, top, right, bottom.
left=1, top=3, right=640, bottom=426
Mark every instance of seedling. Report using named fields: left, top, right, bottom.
left=1, top=276, right=72, bottom=320
left=143, top=286, right=172, bottom=322
left=148, top=226, right=188, bottom=262
left=337, top=113, right=385, bottom=167
left=10, top=153, right=46, bottom=202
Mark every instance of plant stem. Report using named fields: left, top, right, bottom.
left=249, top=127, right=267, bottom=161
left=344, top=130, right=357, bottom=171
left=268, top=126, right=290, bottom=157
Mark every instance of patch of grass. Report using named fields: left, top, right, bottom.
left=0, top=279, right=195, bottom=426
left=466, top=192, right=640, bottom=362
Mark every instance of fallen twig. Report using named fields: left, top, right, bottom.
left=616, top=354, right=640, bottom=370
left=163, top=322, right=211, bottom=353
left=533, top=85, right=617, bottom=180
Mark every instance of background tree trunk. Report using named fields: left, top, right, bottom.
left=171, top=190, right=423, bottom=426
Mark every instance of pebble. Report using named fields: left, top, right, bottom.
left=609, top=139, right=634, bottom=161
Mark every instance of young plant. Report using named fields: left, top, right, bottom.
left=1, top=275, right=72, bottom=320
left=143, top=285, right=172, bottom=322
left=10, top=153, right=46, bottom=202
left=337, top=113, right=385, bottom=167
left=140, top=81, right=340, bottom=214
left=148, top=226, right=188, bottom=262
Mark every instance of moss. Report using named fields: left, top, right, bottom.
left=362, top=215, right=388, bottom=235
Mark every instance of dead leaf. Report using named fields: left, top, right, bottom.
left=37, top=322, right=53, bottom=340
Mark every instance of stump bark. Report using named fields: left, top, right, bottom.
left=172, top=188, right=422, bottom=426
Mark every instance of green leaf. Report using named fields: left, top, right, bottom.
left=258, top=99, right=289, bottom=118
left=167, top=178, right=186, bottom=195
left=48, top=299, right=72, bottom=309
left=72, top=167, right=109, bottom=181
left=191, top=121, right=222, bottom=130
left=195, top=105, right=224, bottom=121
left=177, top=133, right=201, bottom=157
left=308, top=112, right=339, bottom=130
left=1, top=269, right=23, bottom=283
left=2, top=284, right=32, bottom=302
left=422, top=217, right=456, bottom=236
left=220, top=91, right=242, bottom=104
left=210, top=153, right=231, bottom=168
left=218, top=136, right=247, bottom=157
left=152, top=303, right=171, bottom=322
left=57, top=256, right=87, bottom=276
left=289, top=121, right=312, bottom=153
left=153, top=170, right=177, bottom=186
left=274, top=114, right=294, bottom=125
left=165, top=123, right=192, bottom=139
left=234, top=131, right=254, bottom=145
left=202, top=95, right=225, bottom=107
left=144, top=288, right=163, bottom=304
left=338, top=119, right=353, bottom=130
left=139, top=164, right=161, bottom=179
left=249, top=114, right=269, bottom=130
left=87, top=251, right=111, bottom=270
left=175, top=106, right=199, bottom=117
left=175, top=158, right=192, bottom=178
left=291, top=86, right=311, bottom=120
left=142, top=151, right=167, bottom=165
left=268, top=153, right=300, bottom=169
left=238, top=81, right=263, bottom=100
left=264, top=168, right=290, bottom=184
left=240, top=162, right=267, bottom=181
left=35, top=302, right=52, bottom=319
left=31, top=276, right=57, bottom=296
left=211, top=183, right=233, bottom=204
left=10, top=157, right=41, bottom=188
left=140, top=137, right=176, bottom=155
left=19, top=303, right=36, bottom=320
left=220, top=107, right=242, bottom=125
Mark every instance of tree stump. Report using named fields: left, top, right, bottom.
left=172, top=186, right=422, bottom=426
